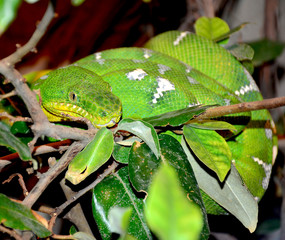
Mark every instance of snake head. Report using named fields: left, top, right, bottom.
left=34, top=66, right=122, bottom=128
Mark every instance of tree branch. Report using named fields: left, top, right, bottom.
left=4, top=2, right=54, bottom=66
left=22, top=141, right=85, bottom=208
left=195, top=96, right=285, bottom=120
left=0, top=224, right=23, bottom=240
left=48, top=161, right=119, bottom=231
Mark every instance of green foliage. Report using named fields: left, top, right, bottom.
left=143, top=105, right=214, bottom=127
left=183, top=125, right=232, bottom=182
left=128, top=134, right=210, bottom=239
left=227, top=43, right=254, bottom=61
left=0, top=121, right=35, bottom=165
left=181, top=138, right=258, bottom=232
left=194, top=17, right=230, bottom=44
left=0, top=193, right=51, bottom=237
left=145, top=163, right=203, bottom=240
left=0, top=0, right=21, bottom=35
left=0, top=11, right=274, bottom=239
left=72, top=232, right=97, bottom=240
left=227, top=43, right=255, bottom=73
left=248, top=39, right=285, bottom=66
left=92, top=167, right=152, bottom=240
left=117, top=118, right=160, bottom=159
left=188, top=120, right=237, bottom=132
left=108, top=207, right=134, bottom=239
left=112, top=143, right=131, bottom=164
left=213, top=22, right=249, bottom=43
left=71, top=0, right=86, bottom=6
left=65, top=127, right=114, bottom=184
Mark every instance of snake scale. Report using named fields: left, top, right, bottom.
left=33, top=30, right=277, bottom=203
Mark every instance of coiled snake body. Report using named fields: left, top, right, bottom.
left=34, top=31, right=277, bottom=202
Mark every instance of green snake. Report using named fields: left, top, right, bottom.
left=33, top=30, right=277, bottom=202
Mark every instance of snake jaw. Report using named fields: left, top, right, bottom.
left=42, top=101, right=121, bottom=128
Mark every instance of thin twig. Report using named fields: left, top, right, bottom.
left=0, top=2, right=55, bottom=150
left=0, top=112, right=32, bottom=123
left=195, top=96, right=285, bottom=120
left=0, top=1, right=92, bottom=150
left=48, top=161, right=119, bottom=230
left=0, top=90, right=17, bottom=99
left=3, top=173, right=28, bottom=197
left=22, top=141, right=85, bottom=208
left=0, top=139, right=72, bottom=161
left=201, top=0, right=215, bottom=18
left=4, top=2, right=54, bottom=66
left=0, top=224, right=23, bottom=240
left=51, top=234, right=75, bottom=239
left=60, top=179, right=93, bottom=235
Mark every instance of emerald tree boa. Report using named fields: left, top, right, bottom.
left=33, top=30, right=277, bottom=208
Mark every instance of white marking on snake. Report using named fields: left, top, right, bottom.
left=157, top=64, right=171, bottom=74
left=126, top=69, right=148, bottom=81
left=40, top=75, right=48, bottom=80
left=235, top=69, right=260, bottom=96
left=143, top=49, right=152, bottom=59
left=185, top=67, right=192, bottom=73
left=265, top=128, right=273, bottom=140
left=132, top=59, right=145, bottom=63
left=95, top=52, right=101, bottom=59
left=94, top=52, right=105, bottom=64
left=187, top=76, right=199, bottom=84
left=224, top=99, right=231, bottom=105
left=188, top=102, right=199, bottom=107
left=252, top=156, right=272, bottom=189
left=179, top=61, right=192, bottom=73
left=174, top=31, right=189, bottom=46
left=152, top=77, right=175, bottom=103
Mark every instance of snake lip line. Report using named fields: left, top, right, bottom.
left=43, top=102, right=119, bottom=128
left=44, top=102, right=98, bottom=125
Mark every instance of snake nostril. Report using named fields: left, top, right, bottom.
left=69, top=92, right=77, bottom=102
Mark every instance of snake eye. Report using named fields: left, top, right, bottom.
left=69, top=92, right=77, bottom=102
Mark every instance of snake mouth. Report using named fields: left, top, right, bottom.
left=43, top=101, right=120, bottom=128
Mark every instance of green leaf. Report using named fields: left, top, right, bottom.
left=199, top=190, right=228, bottom=215
left=188, top=120, right=237, bottom=132
left=69, top=225, right=77, bottom=235
left=181, top=138, right=258, bottom=232
left=108, top=207, right=132, bottom=236
left=128, top=134, right=210, bottom=239
left=0, top=121, right=35, bottom=166
left=116, top=136, right=142, bottom=147
left=65, top=127, right=114, bottom=184
left=242, top=60, right=254, bottom=75
left=145, top=163, right=203, bottom=240
left=248, top=39, right=285, bottom=66
left=194, top=17, right=230, bottom=44
left=117, top=118, right=160, bottom=159
left=112, top=143, right=131, bottom=164
left=11, top=121, right=31, bottom=134
left=213, top=22, right=249, bottom=43
left=143, top=105, right=213, bottom=127
left=71, top=0, right=85, bottom=6
left=128, top=141, right=160, bottom=192
left=0, top=193, right=51, bottom=237
left=0, top=0, right=22, bottom=35
left=92, top=167, right=152, bottom=240
left=227, top=43, right=254, bottom=61
left=72, top=232, right=96, bottom=240
left=183, top=125, right=231, bottom=181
